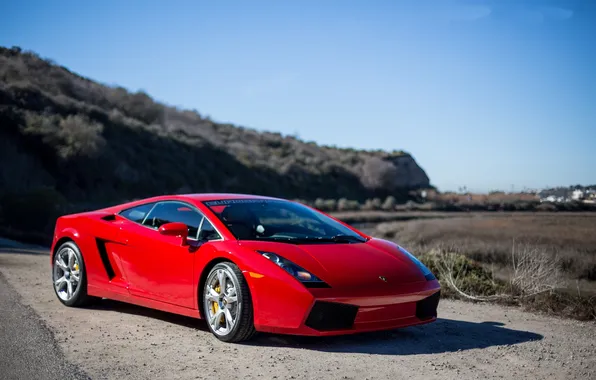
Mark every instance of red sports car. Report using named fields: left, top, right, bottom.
left=51, top=194, right=441, bottom=342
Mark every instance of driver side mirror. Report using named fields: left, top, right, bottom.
left=158, top=222, right=189, bottom=246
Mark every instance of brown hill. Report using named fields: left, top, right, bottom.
left=0, top=46, right=430, bottom=238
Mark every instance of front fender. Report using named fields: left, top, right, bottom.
left=193, top=241, right=314, bottom=329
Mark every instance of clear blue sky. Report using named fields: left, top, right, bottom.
left=1, top=0, right=594, bottom=192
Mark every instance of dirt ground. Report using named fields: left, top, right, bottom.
left=0, top=245, right=594, bottom=380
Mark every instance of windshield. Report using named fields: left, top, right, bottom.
left=203, top=199, right=367, bottom=244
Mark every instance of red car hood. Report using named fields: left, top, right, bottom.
left=238, top=238, right=426, bottom=288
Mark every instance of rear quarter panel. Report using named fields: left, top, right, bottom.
left=51, top=212, right=126, bottom=291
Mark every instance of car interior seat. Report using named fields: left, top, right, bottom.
left=220, top=205, right=257, bottom=240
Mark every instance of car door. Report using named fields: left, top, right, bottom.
left=118, top=201, right=204, bottom=308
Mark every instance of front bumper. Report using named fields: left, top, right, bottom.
left=253, top=279, right=441, bottom=336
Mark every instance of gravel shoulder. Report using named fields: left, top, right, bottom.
left=0, top=244, right=594, bottom=380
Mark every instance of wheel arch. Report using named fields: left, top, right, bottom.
left=197, top=257, right=253, bottom=320
left=52, top=237, right=75, bottom=259
left=51, top=225, right=82, bottom=256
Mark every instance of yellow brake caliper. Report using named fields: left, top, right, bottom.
left=211, top=285, right=220, bottom=315
left=211, top=284, right=226, bottom=326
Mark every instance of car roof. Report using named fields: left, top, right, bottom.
left=182, top=193, right=284, bottom=202
left=98, top=193, right=288, bottom=214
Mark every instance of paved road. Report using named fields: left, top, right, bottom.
left=0, top=270, right=89, bottom=380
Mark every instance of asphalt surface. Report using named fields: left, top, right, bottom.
left=0, top=271, right=89, bottom=380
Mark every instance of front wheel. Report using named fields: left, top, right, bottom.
left=203, top=262, right=256, bottom=342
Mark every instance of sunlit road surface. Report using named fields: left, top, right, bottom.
left=0, top=239, right=594, bottom=380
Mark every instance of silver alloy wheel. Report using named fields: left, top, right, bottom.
left=53, top=247, right=81, bottom=301
left=204, top=268, right=240, bottom=336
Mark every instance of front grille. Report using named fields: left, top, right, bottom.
left=415, top=291, right=440, bottom=320
left=305, top=301, right=359, bottom=331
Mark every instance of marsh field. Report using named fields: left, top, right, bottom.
left=332, top=211, right=596, bottom=319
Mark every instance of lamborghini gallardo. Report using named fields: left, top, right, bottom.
left=51, top=194, right=440, bottom=342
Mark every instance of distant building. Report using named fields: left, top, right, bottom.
left=571, top=189, right=584, bottom=201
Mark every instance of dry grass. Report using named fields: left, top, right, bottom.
left=419, top=246, right=595, bottom=321
left=425, top=190, right=539, bottom=204
left=430, top=243, right=563, bottom=301
left=331, top=210, right=453, bottom=223
left=371, top=213, right=596, bottom=283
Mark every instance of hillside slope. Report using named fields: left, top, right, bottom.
left=0, top=46, right=430, bottom=234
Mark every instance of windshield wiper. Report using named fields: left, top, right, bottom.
left=248, top=235, right=366, bottom=244
left=299, top=234, right=366, bottom=244
left=253, top=236, right=296, bottom=242
left=329, top=234, right=366, bottom=243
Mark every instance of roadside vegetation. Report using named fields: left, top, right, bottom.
left=371, top=214, right=596, bottom=321
left=418, top=248, right=596, bottom=322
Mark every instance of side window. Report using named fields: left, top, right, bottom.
left=119, top=203, right=155, bottom=224
left=198, top=218, right=222, bottom=241
left=142, top=202, right=203, bottom=239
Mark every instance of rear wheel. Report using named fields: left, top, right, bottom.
left=52, top=241, right=95, bottom=307
left=203, top=262, right=256, bottom=342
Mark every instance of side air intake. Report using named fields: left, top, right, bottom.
left=415, top=291, right=440, bottom=320
left=95, top=238, right=115, bottom=280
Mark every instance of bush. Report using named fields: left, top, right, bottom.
left=323, top=199, right=337, bottom=211
left=418, top=251, right=507, bottom=299
left=314, top=198, right=325, bottom=210
left=57, top=114, right=106, bottom=158
left=361, top=197, right=383, bottom=211
left=313, top=198, right=337, bottom=212
left=536, top=203, right=558, bottom=212
left=337, top=198, right=360, bottom=211
left=381, top=196, right=396, bottom=211
left=23, top=112, right=106, bottom=159
left=523, top=291, right=596, bottom=321
left=361, top=156, right=399, bottom=190
left=416, top=245, right=594, bottom=321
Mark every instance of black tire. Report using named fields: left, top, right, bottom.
left=52, top=241, right=96, bottom=307
left=202, top=262, right=256, bottom=343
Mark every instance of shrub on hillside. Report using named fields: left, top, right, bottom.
left=57, top=114, right=106, bottom=158
left=361, top=156, right=399, bottom=190
left=23, top=112, right=105, bottom=159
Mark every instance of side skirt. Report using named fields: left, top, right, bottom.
left=88, top=285, right=202, bottom=320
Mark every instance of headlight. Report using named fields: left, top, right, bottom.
left=397, top=245, right=436, bottom=281
left=258, top=251, right=327, bottom=286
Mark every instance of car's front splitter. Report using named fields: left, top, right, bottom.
left=254, top=280, right=441, bottom=336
